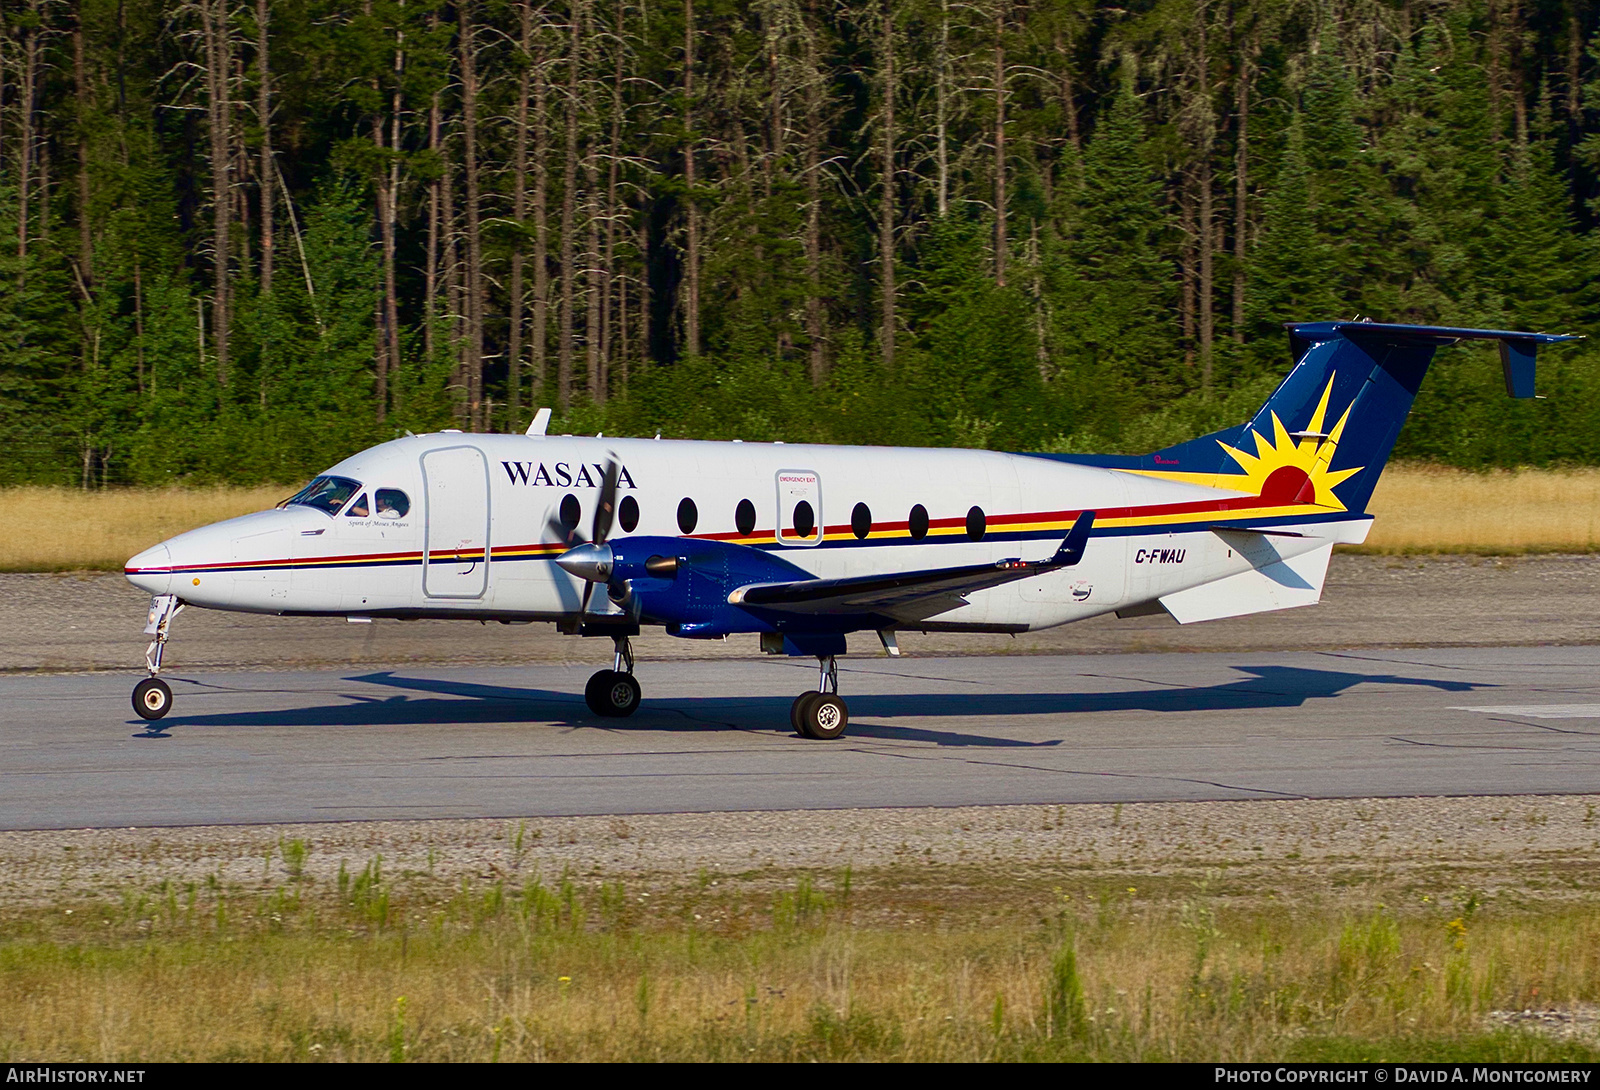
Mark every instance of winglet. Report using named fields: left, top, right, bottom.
left=526, top=407, right=552, bottom=437
left=1052, top=511, right=1096, bottom=567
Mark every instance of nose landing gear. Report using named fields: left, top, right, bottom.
left=791, top=655, right=848, bottom=740
left=584, top=635, right=641, bottom=717
left=132, top=594, right=182, bottom=721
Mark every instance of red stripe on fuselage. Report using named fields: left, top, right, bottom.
left=123, top=487, right=1314, bottom=577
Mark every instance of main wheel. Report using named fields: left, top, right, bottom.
left=799, top=693, right=848, bottom=740
left=132, top=677, right=172, bottom=721
left=791, top=691, right=822, bottom=737
left=585, top=669, right=641, bottom=717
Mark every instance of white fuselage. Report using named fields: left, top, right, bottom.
left=124, top=431, right=1369, bottom=634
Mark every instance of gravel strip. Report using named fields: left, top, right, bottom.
left=3, top=795, right=1596, bottom=910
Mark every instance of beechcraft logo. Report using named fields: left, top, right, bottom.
left=501, top=461, right=637, bottom=488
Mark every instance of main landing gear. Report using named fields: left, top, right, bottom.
left=791, top=655, right=848, bottom=740
left=133, top=594, right=182, bottom=721
left=584, top=635, right=641, bottom=717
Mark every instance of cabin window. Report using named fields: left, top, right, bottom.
left=966, top=506, right=986, bottom=541
left=735, top=498, right=757, bottom=536
left=346, top=493, right=370, bottom=518
left=285, top=475, right=361, bottom=516
left=851, top=503, right=872, bottom=540
left=792, top=500, right=816, bottom=539
left=559, top=493, right=582, bottom=530
left=619, top=495, right=639, bottom=533
left=677, top=497, right=698, bottom=535
left=908, top=504, right=929, bottom=539
left=375, top=489, right=410, bottom=519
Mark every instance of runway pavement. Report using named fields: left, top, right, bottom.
left=5, top=646, right=1600, bottom=830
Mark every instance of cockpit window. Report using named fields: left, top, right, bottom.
left=285, top=475, right=362, bottom=516
left=347, top=493, right=370, bottom=518
left=375, top=489, right=410, bottom=519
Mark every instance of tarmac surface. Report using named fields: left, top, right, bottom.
left=6, top=646, right=1600, bottom=830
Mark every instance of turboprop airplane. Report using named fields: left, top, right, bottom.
left=124, top=321, right=1576, bottom=738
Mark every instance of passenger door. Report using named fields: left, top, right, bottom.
left=422, top=446, right=491, bottom=599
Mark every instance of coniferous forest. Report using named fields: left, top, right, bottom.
left=3, top=0, right=1600, bottom=487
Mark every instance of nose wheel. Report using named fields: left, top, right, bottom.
left=584, top=635, right=641, bottom=717
left=133, top=677, right=173, bottom=720
left=132, top=594, right=182, bottom=722
left=792, top=655, right=848, bottom=739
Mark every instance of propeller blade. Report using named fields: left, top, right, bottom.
left=591, top=457, right=620, bottom=545
left=579, top=580, right=595, bottom=615
left=546, top=508, right=587, bottom=548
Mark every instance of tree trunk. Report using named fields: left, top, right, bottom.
left=682, top=0, right=701, bottom=358
left=460, top=1, right=485, bottom=430
left=1196, top=4, right=1214, bottom=392
left=764, top=4, right=780, bottom=199
left=532, top=18, right=550, bottom=402
left=508, top=1, right=532, bottom=428
left=559, top=0, right=581, bottom=407
left=601, top=0, right=624, bottom=377
left=1055, top=29, right=1080, bottom=151
left=585, top=3, right=604, bottom=410
left=879, top=0, right=896, bottom=370
left=17, top=6, right=38, bottom=268
left=371, top=12, right=402, bottom=423
left=1568, top=4, right=1583, bottom=127
left=1232, top=35, right=1249, bottom=344
left=1488, top=0, right=1504, bottom=138
left=1180, top=176, right=1195, bottom=369
left=936, top=0, right=949, bottom=217
left=992, top=3, right=1006, bottom=287
left=442, top=106, right=464, bottom=423
left=134, top=261, right=145, bottom=394
left=74, top=12, right=92, bottom=292
left=804, top=0, right=826, bottom=384
left=203, top=0, right=233, bottom=388
left=425, top=86, right=441, bottom=363
left=256, top=0, right=273, bottom=299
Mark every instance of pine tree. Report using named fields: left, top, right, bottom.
left=1048, top=72, right=1180, bottom=412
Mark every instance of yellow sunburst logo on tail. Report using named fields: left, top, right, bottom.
left=1128, top=378, right=1364, bottom=509
left=1215, top=379, right=1363, bottom=511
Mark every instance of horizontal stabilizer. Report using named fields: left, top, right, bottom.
left=1159, top=544, right=1334, bottom=624
left=1287, top=322, right=1581, bottom=399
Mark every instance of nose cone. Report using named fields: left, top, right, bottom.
left=556, top=542, right=613, bottom=583
left=125, top=543, right=173, bottom=596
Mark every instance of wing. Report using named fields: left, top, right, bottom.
left=727, top=512, right=1096, bottom=622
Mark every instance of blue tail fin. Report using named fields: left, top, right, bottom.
left=1050, top=322, right=1578, bottom=514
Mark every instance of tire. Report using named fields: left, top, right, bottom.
left=585, top=669, right=641, bottom=717
left=796, top=693, right=847, bottom=740
left=133, top=677, right=172, bottom=721
left=808, top=695, right=848, bottom=739
left=603, top=672, right=641, bottom=717
left=791, top=691, right=822, bottom=737
left=584, top=670, right=617, bottom=715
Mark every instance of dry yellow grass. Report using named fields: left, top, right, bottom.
left=1363, top=464, right=1600, bottom=553
left=0, top=485, right=291, bottom=572
left=2, top=465, right=1598, bottom=572
left=2, top=857, right=1597, bottom=1061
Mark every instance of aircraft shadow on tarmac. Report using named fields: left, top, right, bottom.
left=139, top=665, right=1488, bottom=748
